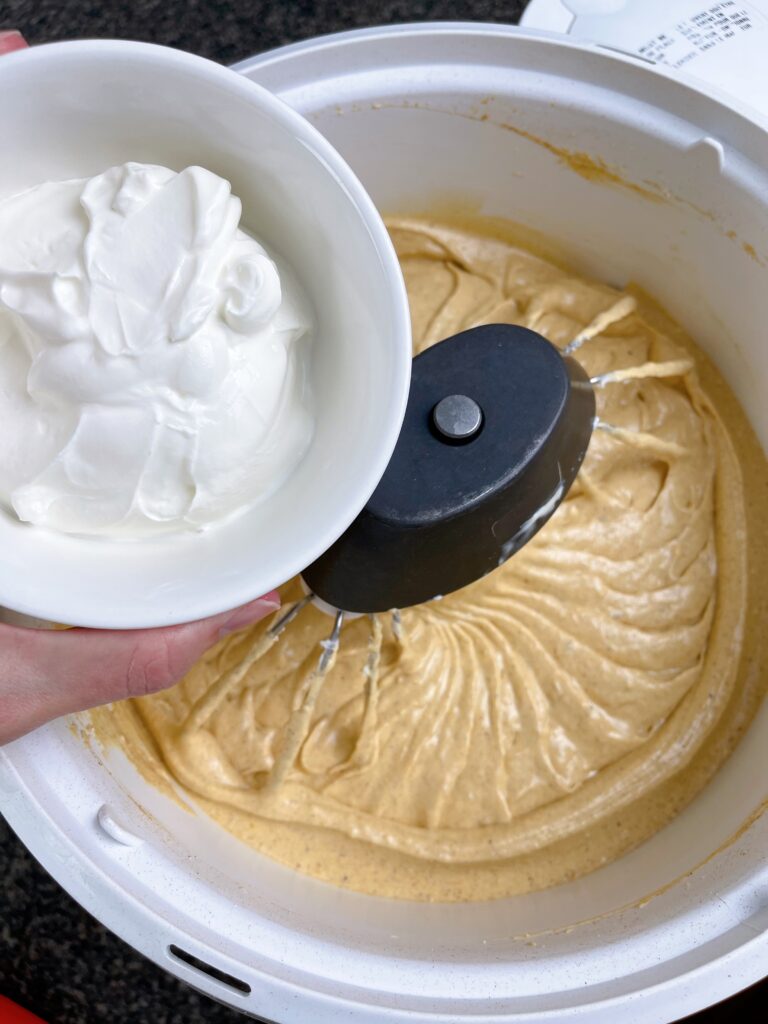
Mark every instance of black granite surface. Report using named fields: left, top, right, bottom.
left=3, top=0, right=525, bottom=62
left=1, top=1, right=766, bottom=1021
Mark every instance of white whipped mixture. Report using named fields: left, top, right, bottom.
left=0, top=162, right=313, bottom=537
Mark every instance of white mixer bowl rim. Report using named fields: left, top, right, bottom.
left=233, top=20, right=768, bottom=135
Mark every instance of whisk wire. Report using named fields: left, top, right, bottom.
left=183, top=593, right=315, bottom=732
left=391, top=608, right=404, bottom=643
left=595, top=418, right=687, bottom=457
left=354, top=614, right=383, bottom=762
left=590, top=359, right=693, bottom=387
left=263, top=609, right=345, bottom=791
left=563, top=295, right=637, bottom=356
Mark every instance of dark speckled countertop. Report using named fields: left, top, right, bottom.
left=0, top=1, right=766, bottom=1021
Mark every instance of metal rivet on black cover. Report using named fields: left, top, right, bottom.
left=432, top=394, right=483, bottom=442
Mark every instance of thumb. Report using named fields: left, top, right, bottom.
left=0, top=593, right=280, bottom=743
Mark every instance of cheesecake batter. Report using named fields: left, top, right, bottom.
left=93, top=217, right=768, bottom=900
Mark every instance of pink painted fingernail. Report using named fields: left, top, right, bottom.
left=0, top=30, right=28, bottom=54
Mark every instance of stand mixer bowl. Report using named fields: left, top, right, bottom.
left=2, top=23, right=768, bottom=1024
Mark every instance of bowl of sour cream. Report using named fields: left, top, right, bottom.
left=0, top=39, right=411, bottom=628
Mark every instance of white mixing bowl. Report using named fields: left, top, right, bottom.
left=2, top=23, right=767, bottom=1024
left=0, top=40, right=410, bottom=628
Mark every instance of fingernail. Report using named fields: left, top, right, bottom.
left=0, top=31, right=28, bottom=54
left=219, top=593, right=281, bottom=637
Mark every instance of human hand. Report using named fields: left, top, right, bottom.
left=0, top=595, right=281, bottom=744
left=0, top=29, right=281, bottom=745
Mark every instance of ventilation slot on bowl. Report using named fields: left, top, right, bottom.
left=168, top=944, right=252, bottom=995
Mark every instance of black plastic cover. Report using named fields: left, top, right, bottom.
left=302, top=324, right=595, bottom=612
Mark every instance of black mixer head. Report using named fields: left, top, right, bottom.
left=302, top=324, right=595, bottom=613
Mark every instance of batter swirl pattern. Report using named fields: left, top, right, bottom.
left=131, top=220, right=748, bottom=877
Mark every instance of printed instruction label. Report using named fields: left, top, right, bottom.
left=637, top=2, right=768, bottom=67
